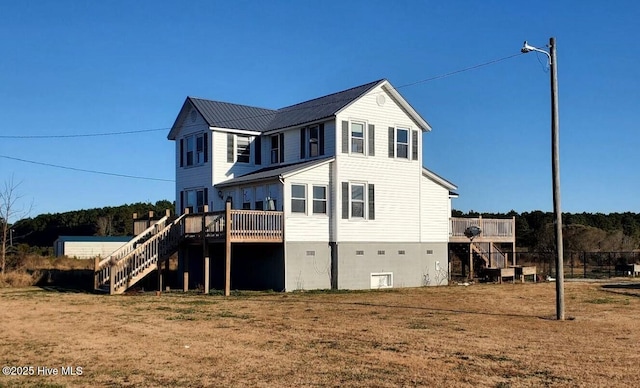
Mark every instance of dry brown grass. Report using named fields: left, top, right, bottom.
left=1, top=281, right=639, bottom=387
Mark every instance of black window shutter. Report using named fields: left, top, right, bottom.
left=300, top=128, right=306, bottom=159
left=411, top=130, right=419, bottom=160
left=368, top=124, right=375, bottom=156
left=227, top=134, right=234, bottom=162
left=388, top=127, right=395, bottom=158
left=179, top=191, right=184, bottom=214
left=203, top=132, right=208, bottom=163
left=341, top=121, right=349, bottom=153
left=204, top=188, right=209, bottom=210
left=368, top=184, right=375, bottom=220
left=279, top=133, right=285, bottom=163
left=180, top=139, right=184, bottom=167
left=255, top=136, right=262, bottom=165
left=341, top=182, right=349, bottom=219
left=319, top=123, right=325, bottom=155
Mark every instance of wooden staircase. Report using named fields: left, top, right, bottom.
left=471, top=242, right=508, bottom=269
left=94, top=213, right=187, bottom=295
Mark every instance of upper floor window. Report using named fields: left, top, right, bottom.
left=271, top=134, right=284, bottom=164
left=351, top=122, right=365, bottom=154
left=227, top=134, right=252, bottom=164
left=237, top=135, right=251, bottom=163
left=388, top=127, right=419, bottom=161
left=181, top=133, right=207, bottom=167
left=341, top=120, right=374, bottom=156
left=396, top=128, right=409, bottom=159
left=309, top=126, right=319, bottom=157
left=300, top=125, right=325, bottom=159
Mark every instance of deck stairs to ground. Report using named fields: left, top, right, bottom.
left=94, top=213, right=187, bottom=295
left=471, top=242, right=508, bottom=269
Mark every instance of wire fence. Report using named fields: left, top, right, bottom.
left=515, top=251, right=640, bottom=279
left=450, top=250, right=640, bottom=280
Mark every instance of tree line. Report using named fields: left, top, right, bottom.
left=10, top=200, right=174, bottom=251
left=4, top=203, right=640, bottom=253
left=453, top=210, right=640, bottom=252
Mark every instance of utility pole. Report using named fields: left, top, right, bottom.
left=522, top=37, right=565, bottom=320
left=549, top=37, right=565, bottom=321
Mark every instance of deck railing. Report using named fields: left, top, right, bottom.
left=450, top=217, right=515, bottom=239
left=183, top=209, right=283, bottom=242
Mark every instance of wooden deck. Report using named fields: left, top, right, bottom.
left=449, top=216, right=516, bottom=243
left=182, top=209, right=283, bottom=243
left=94, top=205, right=284, bottom=295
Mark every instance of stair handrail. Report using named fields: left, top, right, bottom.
left=108, top=213, right=186, bottom=293
left=96, top=215, right=170, bottom=270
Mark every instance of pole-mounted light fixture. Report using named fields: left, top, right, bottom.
left=521, top=38, right=565, bottom=321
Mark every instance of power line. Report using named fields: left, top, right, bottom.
left=0, top=51, right=525, bottom=139
left=0, top=154, right=174, bottom=182
left=0, top=127, right=168, bottom=139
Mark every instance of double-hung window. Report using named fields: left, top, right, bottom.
left=341, top=182, right=375, bottom=220
left=351, top=184, right=365, bottom=218
left=184, top=188, right=206, bottom=213
left=271, top=135, right=280, bottom=164
left=308, top=126, right=319, bottom=157
left=291, top=184, right=306, bottom=213
left=396, top=128, right=409, bottom=159
left=183, top=133, right=206, bottom=167
left=312, top=186, right=327, bottom=214
left=389, top=127, right=418, bottom=160
left=351, top=122, right=365, bottom=154
left=236, top=135, right=251, bottom=163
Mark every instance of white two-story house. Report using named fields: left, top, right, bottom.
left=167, top=79, right=457, bottom=291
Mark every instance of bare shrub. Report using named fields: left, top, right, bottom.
left=0, top=270, right=42, bottom=288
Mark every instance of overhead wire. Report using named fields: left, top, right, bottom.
left=0, top=51, right=525, bottom=140
left=0, top=154, right=174, bottom=182
left=1, top=51, right=525, bottom=181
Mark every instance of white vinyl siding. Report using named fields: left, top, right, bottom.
left=284, top=162, right=332, bottom=242
left=420, top=175, right=451, bottom=242
left=335, top=84, right=425, bottom=242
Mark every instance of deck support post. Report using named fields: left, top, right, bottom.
left=225, top=201, right=232, bottom=297
left=157, top=261, right=163, bottom=295
left=182, top=245, right=189, bottom=292
left=202, top=205, right=210, bottom=294
left=469, top=243, right=474, bottom=280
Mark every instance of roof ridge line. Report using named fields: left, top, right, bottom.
left=276, top=79, right=386, bottom=111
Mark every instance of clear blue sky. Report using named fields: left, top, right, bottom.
left=1, top=0, right=639, bottom=219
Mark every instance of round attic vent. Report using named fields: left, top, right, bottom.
left=376, top=94, right=386, bottom=106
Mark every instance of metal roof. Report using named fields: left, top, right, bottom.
left=170, top=79, right=387, bottom=138
left=265, top=79, right=385, bottom=131
left=216, top=157, right=334, bottom=188
left=189, top=98, right=276, bottom=131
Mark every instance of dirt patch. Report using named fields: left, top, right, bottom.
left=1, top=282, right=639, bottom=387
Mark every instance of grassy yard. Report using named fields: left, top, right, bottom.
left=0, top=281, right=639, bottom=387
